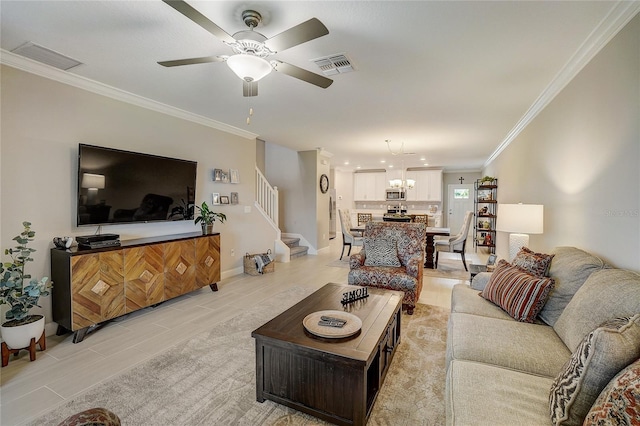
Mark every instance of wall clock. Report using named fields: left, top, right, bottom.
left=319, top=174, right=329, bottom=194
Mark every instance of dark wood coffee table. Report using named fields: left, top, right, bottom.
left=251, top=283, right=404, bottom=426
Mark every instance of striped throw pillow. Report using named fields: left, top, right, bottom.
left=481, top=260, right=555, bottom=323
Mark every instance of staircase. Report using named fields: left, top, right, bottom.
left=282, top=237, right=309, bottom=259
left=255, top=167, right=309, bottom=261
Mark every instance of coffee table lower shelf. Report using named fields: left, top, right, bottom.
left=252, top=283, right=403, bottom=426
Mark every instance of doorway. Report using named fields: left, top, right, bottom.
left=447, top=184, right=474, bottom=238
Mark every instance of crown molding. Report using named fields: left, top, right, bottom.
left=0, top=49, right=258, bottom=140
left=484, top=1, right=640, bottom=168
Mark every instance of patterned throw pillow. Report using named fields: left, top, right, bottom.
left=513, top=247, right=555, bottom=277
left=481, top=259, right=555, bottom=323
left=363, top=237, right=401, bottom=267
left=582, top=358, right=640, bottom=425
left=549, top=314, right=640, bottom=426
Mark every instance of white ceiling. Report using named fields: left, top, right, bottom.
left=1, top=1, right=635, bottom=171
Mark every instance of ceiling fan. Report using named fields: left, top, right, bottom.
left=158, top=0, right=333, bottom=97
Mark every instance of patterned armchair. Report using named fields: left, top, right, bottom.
left=348, top=222, right=426, bottom=314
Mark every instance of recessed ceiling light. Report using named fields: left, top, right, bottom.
left=424, top=163, right=429, bottom=166
left=380, top=160, right=386, bottom=163
left=344, top=161, right=349, bottom=165
left=389, top=164, right=394, bottom=168
left=356, top=166, right=361, bottom=169
left=420, top=157, right=426, bottom=161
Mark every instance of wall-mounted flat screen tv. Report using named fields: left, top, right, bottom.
left=77, top=144, right=197, bottom=226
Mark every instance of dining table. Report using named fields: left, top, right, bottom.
left=424, top=227, right=450, bottom=269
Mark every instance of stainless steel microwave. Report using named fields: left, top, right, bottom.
left=386, top=189, right=406, bottom=200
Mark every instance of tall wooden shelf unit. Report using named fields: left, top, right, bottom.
left=474, top=179, right=498, bottom=254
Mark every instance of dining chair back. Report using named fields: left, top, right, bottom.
left=435, top=211, right=474, bottom=271
left=357, top=212, right=373, bottom=226
left=339, top=209, right=364, bottom=260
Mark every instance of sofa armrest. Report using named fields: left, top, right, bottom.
left=350, top=252, right=365, bottom=269
left=405, top=255, right=423, bottom=278
left=471, top=272, right=492, bottom=291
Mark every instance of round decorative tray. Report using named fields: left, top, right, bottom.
left=303, top=310, right=362, bottom=339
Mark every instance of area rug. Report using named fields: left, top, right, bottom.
left=28, top=287, right=449, bottom=426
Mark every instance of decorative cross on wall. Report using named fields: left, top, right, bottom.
left=459, top=177, right=465, bottom=184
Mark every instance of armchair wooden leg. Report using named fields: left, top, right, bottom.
left=435, top=251, right=439, bottom=269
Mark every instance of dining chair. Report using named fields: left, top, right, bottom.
left=357, top=212, right=373, bottom=226
left=411, top=214, right=429, bottom=224
left=339, top=209, right=364, bottom=260
left=435, top=211, right=474, bottom=271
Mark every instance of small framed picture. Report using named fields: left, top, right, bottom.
left=213, top=169, right=224, bottom=182
left=230, top=169, right=240, bottom=184
left=219, top=195, right=230, bottom=204
left=230, top=192, right=238, bottom=204
left=220, top=170, right=229, bottom=183
left=212, top=193, right=220, bottom=205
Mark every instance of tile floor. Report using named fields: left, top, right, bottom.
left=0, top=237, right=487, bottom=425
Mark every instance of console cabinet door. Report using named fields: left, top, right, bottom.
left=164, top=239, right=197, bottom=299
left=70, top=251, right=125, bottom=331
left=124, top=245, right=165, bottom=312
left=196, top=235, right=220, bottom=288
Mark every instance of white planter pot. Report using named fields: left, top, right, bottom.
left=1, top=315, right=45, bottom=349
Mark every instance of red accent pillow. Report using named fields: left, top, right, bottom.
left=481, top=260, right=555, bottom=323
left=512, top=247, right=555, bottom=277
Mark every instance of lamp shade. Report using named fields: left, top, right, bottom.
left=497, top=204, right=544, bottom=234
left=81, top=173, right=105, bottom=189
left=226, top=54, right=272, bottom=82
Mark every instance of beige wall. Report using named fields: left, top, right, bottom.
left=484, top=15, right=639, bottom=271
left=1, top=65, right=277, bottom=328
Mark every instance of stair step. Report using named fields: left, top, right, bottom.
left=282, top=237, right=300, bottom=248
left=290, top=245, right=309, bottom=259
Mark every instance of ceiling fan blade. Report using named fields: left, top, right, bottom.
left=158, top=56, right=226, bottom=67
left=162, top=0, right=236, bottom=44
left=243, top=81, right=258, bottom=97
left=264, top=18, right=329, bottom=53
left=272, top=60, right=333, bottom=89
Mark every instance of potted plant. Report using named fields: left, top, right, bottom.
left=0, top=222, right=51, bottom=350
left=479, top=176, right=496, bottom=186
left=194, top=202, right=226, bottom=234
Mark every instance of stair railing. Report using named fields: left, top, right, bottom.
left=255, top=166, right=279, bottom=227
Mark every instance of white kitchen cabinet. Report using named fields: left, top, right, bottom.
left=354, top=172, right=386, bottom=201
left=406, top=170, right=442, bottom=201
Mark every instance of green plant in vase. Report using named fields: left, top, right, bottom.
left=194, top=202, right=226, bottom=234
left=1, top=222, right=51, bottom=352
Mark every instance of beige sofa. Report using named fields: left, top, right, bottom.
left=445, top=247, right=640, bottom=425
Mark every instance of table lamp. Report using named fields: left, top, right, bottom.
left=496, top=204, right=544, bottom=261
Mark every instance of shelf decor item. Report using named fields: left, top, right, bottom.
left=194, top=201, right=226, bottom=235
left=0, top=221, right=50, bottom=365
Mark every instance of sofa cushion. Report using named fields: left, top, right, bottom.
left=481, top=260, right=555, bottom=323
left=450, top=284, right=514, bottom=321
left=582, top=358, right=640, bottom=425
left=554, top=268, right=640, bottom=352
left=539, top=247, right=607, bottom=327
left=549, top=314, right=640, bottom=426
left=513, top=246, right=555, bottom=277
left=363, top=237, right=401, bottom=267
left=446, top=312, right=571, bottom=377
left=446, top=360, right=554, bottom=426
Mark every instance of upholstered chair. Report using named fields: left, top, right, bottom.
left=348, top=222, right=426, bottom=314
left=435, top=211, right=474, bottom=271
left=339, top=209, right=364, bottom=260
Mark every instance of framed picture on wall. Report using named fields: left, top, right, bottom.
left=220, top=195, right=230, bottom=204
left=230, top=192, right=239, bottom=204
left=230, top=169, right=239, bottom=184
left=212, top=193, right=220, bottom=205
left=213, top=169, right=224, bottom=182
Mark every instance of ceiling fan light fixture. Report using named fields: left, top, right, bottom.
left=226, top=54, right=272, bottom=82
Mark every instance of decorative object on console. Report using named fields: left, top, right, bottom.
left=53, top=236, right=74, bottom=249
left=341, top=287, right=369, bottom=305
left=497, top=203, right=544, bottom=261
left=194, top=201, right=226, bottom=235
left=0, top=222, right=50, bottom=366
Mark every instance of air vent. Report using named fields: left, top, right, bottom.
left=311, top=54, right=354, bottom=76
left=11, top=42, right=82, bottom=71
